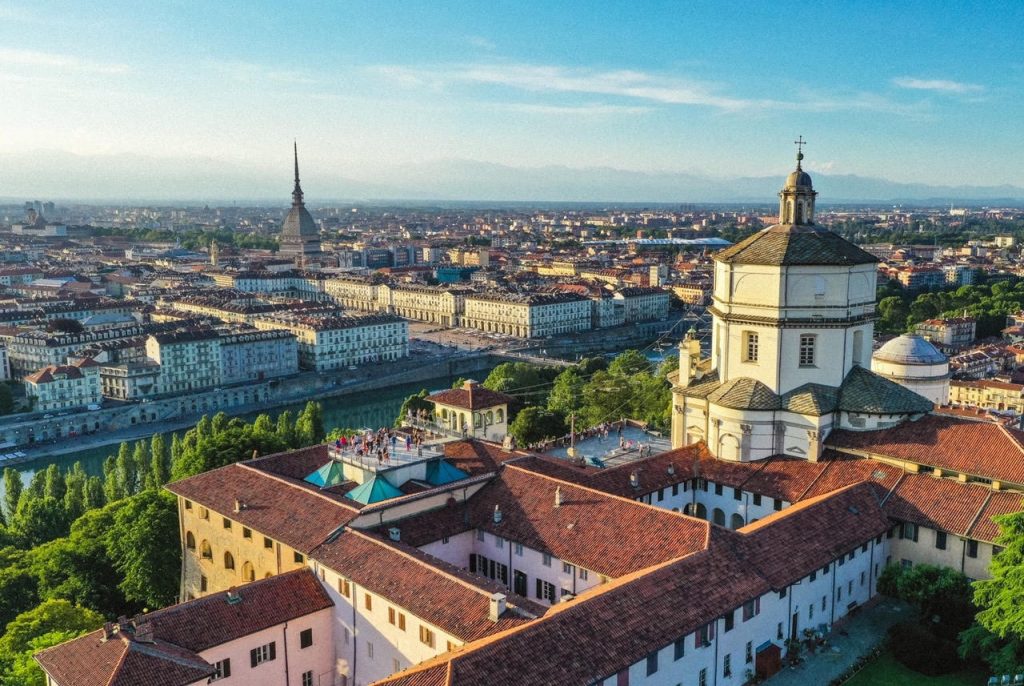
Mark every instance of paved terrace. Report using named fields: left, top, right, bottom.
left=542, top=424, right=672, bottom=468
left=327, top=441, right=445, bottom=473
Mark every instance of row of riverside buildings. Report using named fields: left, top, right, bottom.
left=35, top=157, right=1024, bottom=686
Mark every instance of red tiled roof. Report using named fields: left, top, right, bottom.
left=312, top=530, right=546, bottom=641
left=828, top=415, right=1024, bottom=486
left=883, top=473, right=991, bottom=536
left=165, top=461, right=359, bottom=554
left=35, top=569, right=331, bottom=686
left=428, top=384, right=514, bottom=411
left=465, top=466, right=709, bottom=577
left=800, top=451, right=905, bottom=500
left=967, top=490, right=1024, bottom=543
left=739, top=482, right=891, bottom=588
left=443, top=440, right=526, bottom=475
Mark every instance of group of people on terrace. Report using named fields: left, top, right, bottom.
left=333, top=425, right=431, bottom=464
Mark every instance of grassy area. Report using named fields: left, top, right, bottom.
left=844, top=650, right=989, bottom=686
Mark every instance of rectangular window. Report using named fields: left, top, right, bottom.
left=742, top=598, right=760, bottom=621
left=724, top=610, right=734, bottom=632
left=536, top=579, right=556, bottom=603
left=714, top=483, right=723, bottom=496
left=810, top=571, right=817, bottom=582
left=300, top=628, right=313, bottom=649
left=699, top=667, right=708, bottom=686
left=744, top=331, right=759, bottom=362
left=646, top=651, right=658, bottom=676
left=264, top=536, right=274, bottom=549
left=184, top=499, right=192, bottom=510
left=579, top=569, right=588, bottom=581
left=733, top=487, right=742, bottom=501
left=657, top=488, right=664, bottom=502
left=821, top=596, right=827, bottom=611
left=745, top=641, right=753, bottom=664
left=250, top=641, right=276, bottom=667
left=673, top=483, right=680, bottom=496
left=211, top=658, right=231, bottom=680
left=542, top=553, right=552, bottom=567
left=936, top=531, right=947, bottom=550
left=367, top=641, right=373, bottom=659
left=200, top=575, right=207, bottom=592
left=779, top=588, right=787, bottom=599
left=302, top=671, right=313, bottom=686
left=967, top=540, right=979, bottom=558
left=515, top=543, right=524, bottom=556
left=242, top=527, right=252, bottom=539
left=563, top=562, right=574, bottom=574
left=774, top=498, right=783, bottom=511
left=495, top=536, right=504, bottom=550
left=674, top=637, right=685, bottom=661
left=294, top=551, right=304, bottom=564
left=419, top=625, right=435, bottom=648
left=723, top=653, right=732, bottom=677
left=477, top=530, right=485, bottom=542
left=339, top=578, right=350, bottom=598
left=799, top=334, right=816, bottom=367
left=222, top=517, right=232, bottom=529
left=364, top=593, right=372, bottom=611
left=442, top=536, right=449, bottom=544
left=753, top=493, right=762, bottom=506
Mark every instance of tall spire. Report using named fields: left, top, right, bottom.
left=794, top=135, right=806, bottom=171
left=292, top=140, right=304, bottom=206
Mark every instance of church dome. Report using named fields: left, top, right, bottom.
left=873, top=334, right=947, bottom=366
left=784, top=168, right=813, bottom=189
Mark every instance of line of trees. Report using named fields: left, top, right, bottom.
left=876, top=276, right=1024, bottom=338
left=0, top=402, right=325, bottom=685
left=396, top=351, right=675, bottom=447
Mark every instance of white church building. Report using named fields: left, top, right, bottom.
left=671, top=152, right=933, bottom=461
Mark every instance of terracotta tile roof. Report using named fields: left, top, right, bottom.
left=967, top=490, right=1024, bottom=542
left=35, top=569, right=331, bottom=686
left=442, top=440, right=526, bottom=475
left=799, top=451, right=905, bottom=500
left=829, top=414, right=1024, bottom=486
left=739, top=482, right=892, bottom=588
left=312, top=530, right=546, bottom=641
left=428, top=383, right=514, bottom=411
left=35, top=632, right=214, bottom=686
left=165, top=461, right=359, bottom=554
left=366, top=498, right=475, bottom=548
left=134, top=568, right=333, bottom=652
left=882, top=473, right=991, bottom=536
left=246, top=443, right=331, bottom=480
left=465, top=466, right=709, bottom=577
left=741, top=457, right=829, bottom=503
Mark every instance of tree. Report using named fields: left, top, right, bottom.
left=83, top=477, right=104, bottom=511
left=970, top=508, right=1024, bottom=675
left=62, top=464, right=87, bottom=522
left=395, top=390, right=433, bottom=427
left=482, top=362, right=557, bottom=408
left=547, top=369, right=585, bottom=416
left=0, top=560, right=38, bottom=630
left=508, top=406, right=566, bottom=446
left=42, top=465, right=65, bottom=503
left=877, top=563, right=974, bottom=640
left=295, top=402, right=324, bottom=446
left=115, top=445, right=137, bottom=498
left=4, top=630, right=81, bottom=686
left=252, top=413, right=274, bottom=436
left=0, top=599, right=102, bottom=658
left=12, top=497, right=70, bottom=548
left=132, top=441, right=151, bottom=492
left=275, top=410, right=295, bottom=446
left=104, top=490, right=181, bottom=609
left=4, top=468, right=22, bottom=522
left=608, top=350, right=652, bottom=377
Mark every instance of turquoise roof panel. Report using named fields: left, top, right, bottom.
left=345, top=475, right=404, bottom=505
left=424, top=459, right=470, bottom=486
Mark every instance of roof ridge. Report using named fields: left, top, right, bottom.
left=965, top=491, right=995, bottom=538
left=996, top=423, right=1024, bottom=459
left=879, top=472, right=907, bottom=506
left=102, top=636, right=131, bottom=686
left=740, top=481, right=868, bottom=534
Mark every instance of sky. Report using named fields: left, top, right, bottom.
left=1, top=1, right=1023, bottom=200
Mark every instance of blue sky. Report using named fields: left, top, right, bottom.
left=1, top=1, right=1022, bottom=198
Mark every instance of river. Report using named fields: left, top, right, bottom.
left=3, top=372, right=472, bottom=494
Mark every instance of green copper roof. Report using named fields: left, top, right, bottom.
left=781, top=383, right=839, bottom=416
left=838, top=365, right=933, bottom=415
left=345, top=475, right=404, bottom=505
left=715, top=224, right=878, bottom=266
left=424, top=459, right=469, bottom=486
left=304, top=461, right=346, bottom=488
left=708, top=377, right=780, bottom=410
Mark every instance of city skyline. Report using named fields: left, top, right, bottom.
left=2, top=1, right=1023, bottom=200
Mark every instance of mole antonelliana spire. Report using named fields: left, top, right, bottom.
left=279, top=141, right=321, bottom=260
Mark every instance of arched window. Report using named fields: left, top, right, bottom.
left=486, top=411, right=494, bottom=425
left=224, top=552, right=235, bottom=570
left=186, top=531, right=195, bottom=550
left=730, top=513, right=745, bottom=530
left=200, top=540, right=212, bottom=560
left=496, top=408, right=504, bottom=423
left=712, top=508, right=726, bottom=526
left=242, top=561, right=255, bottom=582
left=695, top=503, right=707, bottom=519
left=264, top=572, right=273, bottom=579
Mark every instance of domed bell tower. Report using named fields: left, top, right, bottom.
left=779, top=136, right=817, bottom=225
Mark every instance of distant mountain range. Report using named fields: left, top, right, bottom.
left=1, top=150, right=1022, bottom=206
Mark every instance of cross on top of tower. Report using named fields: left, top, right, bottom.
left=794, top=135, right=806, bottom=169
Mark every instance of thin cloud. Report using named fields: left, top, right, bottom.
left=467, top=35, right=496, bottom=50
left=373, top=62, right=916, bottom=115
left=892, top=77, right=983, bottom=94
left=490, top=102, right=652, bottom=116
left=0, top=48, right=128, bottom=74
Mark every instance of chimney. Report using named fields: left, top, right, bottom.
left=554, top=486, right=564, bottom=508
left=488, top=593, right=507, bottom=623
left=667, top=463, right=676, bottom=476
left=133, top=621, right=154, bottom=643
left=234, top=499, right=242, bottom=513
left=629, top=470, right=640, bottom=489
left=226, top=588, right=242, bottom=605
left=493, top=504, right=502, bottom=524
left=101, top=622, right=115, bottom=641
left=388, top=527, right=401, bottom=542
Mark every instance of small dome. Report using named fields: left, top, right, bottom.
left=784, top=169, right=813, bottom=189
left=873, top=334, right=947, bottom=365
